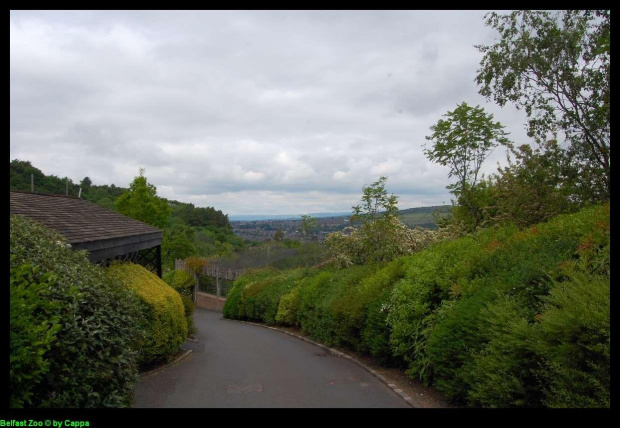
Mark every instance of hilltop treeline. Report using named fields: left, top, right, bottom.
left=9, top=159, right=245, bottom=271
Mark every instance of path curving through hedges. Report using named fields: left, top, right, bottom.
left=133, top=308, right=411, bottom=408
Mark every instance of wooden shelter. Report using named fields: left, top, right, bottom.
left=10, top=191, right=163, bottom=277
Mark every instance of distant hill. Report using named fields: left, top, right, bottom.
left=230, top=205, right=453, bottom=228
left=397, top=205, right=452, bottom=228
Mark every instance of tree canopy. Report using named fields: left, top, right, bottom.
left=424, top=102, right=510, bottom=229
left=115, top=168, right=171, bottom=229
left=476, top=10, right=610, bottom=201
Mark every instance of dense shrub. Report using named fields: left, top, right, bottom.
left=10, top=260, right=61, bottom=408
left=388, top=203, right=610, bottom=406
left=163, top=269, right=197, bottom=334
left=296, top=264, right=381, bottom=347
left=325, top=218, right=460, bottom=268
left=10, top=215, right=141, bottom=407
left=221, top=204, right=609, bottom=408
left=107, top=263, right=188, bottom=368
left=163, top=269, right=196, bottom=294
left=223, top=268, right=280, bottom=320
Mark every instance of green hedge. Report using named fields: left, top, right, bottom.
left=163, top=269, right=197, bottom=334
left=10, top=215, right=141, bottom=408
left=107, top=263, right=188, bottom=368
left=221, top=204, right=609, bottom=407
left=387, top=203, right=610, bottom=406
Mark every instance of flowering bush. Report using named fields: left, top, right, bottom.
left=325, top=216, right=461, bottom=268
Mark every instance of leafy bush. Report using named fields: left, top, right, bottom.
left=163, top=270, right=197, bottom=334
left=387, top=203, right=609, bottom=406
left=237, top=268, right=318, bottom=325
left=223, top=268, right=280, bottom=320
left=222, top=204, right=609, bottom=408
left=106, top=263, right=188, bottom=368
left=10, top=260, right=62, bottom=408
left=296, top=264, right=380, bottom=347
left=10, top=215, right=141, bottom=407
left=163, top=269, right=196, bottom=295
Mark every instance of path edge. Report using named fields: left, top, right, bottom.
left=139, top=349, right=193, bottom=378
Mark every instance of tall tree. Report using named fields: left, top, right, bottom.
left=115, top=168, right=171, bottom=229
left=352, top=176, right=402, bottom=262
left=425, top=102, right=510, bottom=229
left=476, top=10, right=610, bottom=201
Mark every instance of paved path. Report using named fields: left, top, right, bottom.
left=134, top=309, right=410, bottom=408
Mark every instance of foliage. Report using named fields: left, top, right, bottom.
left=489, top=140, right=578, bottom=228
left=222, top=204, right=609, bottom=408
left=10, top=159, right=247, bottom=275
left=296, top=264, right=380, bottom=347
left=10, top=260, right=62, bottom=408
left=325, top=176, right=457, bottom=267
left=325, top=216, right=459, bottom=268
left=163, top=269, right=196, bottom=294
left=351, top=176, right=400, bottom=261
left=163, top=269, right=197, bottom=334
left=222, top=268, right=282, bottom=320
left=106, top=263, right=188, bottom=368
left=387, top=203, right=609, bottom=406
left=10, top=214, right=141, bottom=407
left=162, top=225, right=199, bottom=270
left=476, top=10, right=610, bottom=201
left=115, top=168, right=171, bottom=229
left=424, top=102, right=510, bottom=229
left=169, top=199, right=231, bottom=230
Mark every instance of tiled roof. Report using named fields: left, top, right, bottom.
left=10, top=191, right=162, bottom=244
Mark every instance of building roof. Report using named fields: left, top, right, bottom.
left=10, top=191, right=162, bottom=262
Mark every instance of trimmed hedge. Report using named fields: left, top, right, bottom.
left=10, top=214, right=141, bottom=408
left=221, top=203, right=609, bottom=407
left=107, top=263, right=188, bottom=368
left=163, top=269, right=197, bottom=334
left=387, top=203, right=610, bottom=406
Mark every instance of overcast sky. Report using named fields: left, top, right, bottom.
left=10, top=10, right=531, bottom=216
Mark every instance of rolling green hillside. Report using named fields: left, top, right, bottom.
left=397, top=205, right=452, bottom=229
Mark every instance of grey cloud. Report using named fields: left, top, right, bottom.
left=10, top=10, right=529, bottom=215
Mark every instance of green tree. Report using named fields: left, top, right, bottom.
left=424, top=102, right=510, bottom=230
left=351, top=176, right=403, bottom=262
left=162, top=225, right=198, bottom=270
left=476, top=10, right=610, bottom=202
left=115, top=168, right=171, bottom=229
left=491, top=140, right=577, bottom=228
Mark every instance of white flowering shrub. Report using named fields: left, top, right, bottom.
left=325, top=217, right=461, bottom=268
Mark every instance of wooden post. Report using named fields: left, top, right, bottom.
left=78, top=188, right=82, bottom=198
left=30, top=174, right=34, bottom=192
left=65, top=178, right=68, bottom=196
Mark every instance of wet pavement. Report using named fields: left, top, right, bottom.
left=133, top=309, right=410, bottom=408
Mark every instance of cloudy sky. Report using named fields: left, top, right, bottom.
left=10, top=10, right=531, bottom=216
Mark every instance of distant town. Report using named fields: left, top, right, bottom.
left=230, top=205, right=452, bottom=242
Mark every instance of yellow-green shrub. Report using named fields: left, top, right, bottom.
left=107, top=263, right=188, bottom=368
left=163, top=269, right=197, bottom=334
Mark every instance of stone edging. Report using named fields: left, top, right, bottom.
left=139, top=349, right=193, bottom=378
left=223, top=317, right=418, bottom=408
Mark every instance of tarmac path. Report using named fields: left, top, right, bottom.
left=133, top=308, right=410, bottom=408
